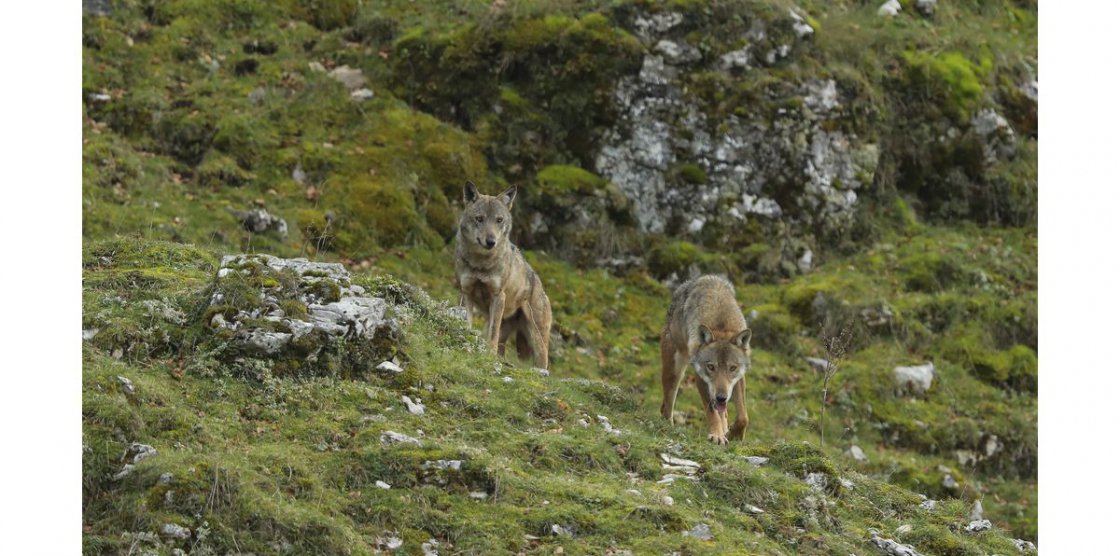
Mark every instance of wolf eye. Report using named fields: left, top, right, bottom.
left=706, top=363, right=715, bottom=371
left=496, top=217, right=503, bottom=223
left=475, top=216, right=484, bottom=223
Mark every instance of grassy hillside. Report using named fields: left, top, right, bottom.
left=82, top=0, right=1037, bottom=553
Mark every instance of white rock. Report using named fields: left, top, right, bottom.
left=869, top=528, right=923, bottom=556
left=683, top=523, right=713, bottom=541
left=659, top=453, right=702, bottom=470
left=895, top=524, right=913, bottom=535
left=328, top=65, right=367, bottom=90
left=970, top=499, right=984, bottom=521
left=117, top=376, right=135, bottom=394
left=111, top=464, right=135, bottom=481
left=158, top=473, right=174, bottom=485
left=1012, top=539, right=1037, bottom=552
left=662, top=495, right=674, bottom=506
left=966, top=519, right=991, bottom=533
left=127, top=442, right=157, bottom=464
left=839, top=478, right=855, bottom=490
left=375, top=480, right=391, bottom=489
left=878, top=0, right=902, bottom=17
left=744, top=456, right=769, bottom=467
left=160, top=523, right=191, bottom=540
left=377, top=361, right=404, bottom=374
left=402, top=395, right=425, bottom=416
left=790, top=9, right=815, bottom=38
left=350, top=88, right=374, bottom=101
left=380, top=430, right=422, bottom=447
left=798, top=249, right=813, bottom=272
left=82, top=328, right=100, bottom=341
left=550, top=524, right=575, bottom=538
left=942, top=474, right=959, bottom=490
left=422, top=539, right=441, bottom=556
left=805, top=472, right=828, bottom=491
left=894, top=362, right=936, bottom=395
left=745, top=504, right=765, bottom=514
left=502, top=376, right=514, bottom=383
left=422, top=460, right=463, bottom=472
left=469, top=491, right=489, bottom=501
left=847, top=445, right=869, bottom=463
left=719, top=47, right=752, bottom=70
left=576, top=419, right=589, bottom=428
left=919, top=500, right=937, bottom=510
left=534, top=367, right=550, bottom=377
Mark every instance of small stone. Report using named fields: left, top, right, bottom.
left=158, top=473, right=174, bottom=485
left=941, top=474, right=959, bottom=490
left=380, top=430, right=422, bottom=447
left=1012, top=539, right=1037, bottom=552
left=965, top=519, right=991, bottom=533
left=625, top=489, right=641, bottom=496
left=744, top=456, right=769, bottom=467
left=534, top=367, right=550, bottom=377
left=969, top=499, right=984, bottom=521
left=160, top=523, right=191, bottom=540
left=88, top=92, right=112, bottom=103
left=805, top=472, right=828, bottom=492
left=662, top=495, right=674, bottom=506
left=350, top=88, right=374, bottom=101
left=798, top=249, right=813, bottom=272
left=550, top=524, right=575, bottom=538
left=919, top=500, right=937, bottom=510
left=308, top=61, right=326, bottom=72
left=576, top=419, right=589, bottom=428
left=744, top=504, right=764, bottom=514
left=683, top=523, right=713, bottom=541
left=915, top=0, right=937, bottom=17
left=502, top=376, right=513, bottom=383
left=402, top=395, right=425, bottom=416
left=422, top=539, right=441, bottom=556
left=868, top=529, right=922, bottom=556
left=377, top=361, right=404, bottom=374
left=469, top=491, right=489, bottom=501
left=111, top=464, right=134, bottom=481
left=422, top=460, right=463, bottom=472
left=127, top=442, right=157, bottom=464
left=846, top=445, right=869, bottom=463
left=328, top=65, right=367, bottom=90
left=895, top=524, right=913, bottom=535
left=878, top=0, right=902, bottom=17
left=82, top=328, right=100, bottom=341
left=789, top=9, right=814, bottom=38
left=375, top=480, right=391, bottom=489
left=116, top=376, right=135, bottom=394
left=839, top=478, right=855, bottom=490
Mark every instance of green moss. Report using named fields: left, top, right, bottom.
left=647, top=240, right=720, bottom=279
left=901, top=50, right=987, bottom=123
left=677, top=163, right=708, bottom=185
left=281, top=0, right=357, bottom=30
left=197, top=151, right=254, bottom=188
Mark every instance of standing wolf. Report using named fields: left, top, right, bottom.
left=455, top=181, right=553, bottom=369
left=660, top=275, right=752, bottom=444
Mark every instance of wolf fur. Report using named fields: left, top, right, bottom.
left=659, top=275, right=752, bottom=444
left=455, top=181, right=553, bottom=369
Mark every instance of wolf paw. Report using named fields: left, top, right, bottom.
left=707, top=433, right=728, bottom=445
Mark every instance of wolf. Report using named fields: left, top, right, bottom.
left=455, top=181, right=553, bottom=369
left=659, top=275, right=752, bottom=444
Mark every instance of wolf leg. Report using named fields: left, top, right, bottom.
left=486, top=291, right=506, bottom=353
left=458, top=293, right=472, bottom=327
left=727, top=378, right=749, bottom=440
left=498, top=317, right=518, bottom=357
left=522, top=285, right=551, bottom=369
left=696, top=380, right=728, bottom=445
left=659, top=330, right=686, bottom=421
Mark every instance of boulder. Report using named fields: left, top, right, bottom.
left=894, top=362, right=935, bottom=395
left=209, top=254, right=400, bottom=375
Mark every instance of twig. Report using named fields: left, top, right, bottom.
left=818, top=322, right=854, bottom=448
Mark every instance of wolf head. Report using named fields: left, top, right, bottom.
left=691, top=325, right=752, bottom=413
left=459, top=181, right=517, bottom=252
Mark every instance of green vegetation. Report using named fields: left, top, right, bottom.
left=83, top=0, right=1036, bottom=552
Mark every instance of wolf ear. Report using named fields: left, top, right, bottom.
left=698, top=325, right=714, bottom=346
left=464, top=181, right=479, bottom=204
left=499, top=185, right=517, bottom=208
left=733, top=328, right=752, bottom=349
